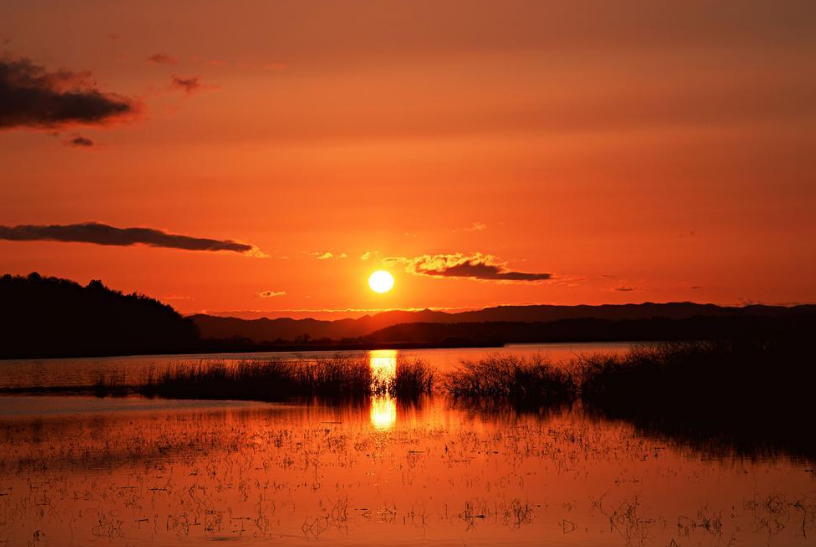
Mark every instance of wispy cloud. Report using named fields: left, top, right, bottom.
left=464, top=222, right=487, bottom=232
left=0, top=55, right=139, bottom=130
left=385, top=253, right=552, bottom=283
left=309, top=251, right=348, bottom=260
left=170, top=76, right=217, bottom=95
left=147, top=53, right=177, bottom=66
left=0, top=222, right=264, bottom=256
left=63, top=134, right=94, bottom=148
left=258, top=290, right=286, bottom=298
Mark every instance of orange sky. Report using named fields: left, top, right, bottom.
left=1, top=1, right=815, bottom=318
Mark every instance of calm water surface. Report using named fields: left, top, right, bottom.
left=0, top=345, right=813, bottom=546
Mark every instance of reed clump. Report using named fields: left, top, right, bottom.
left=138, top=355, right=436, bottom=402
left=392, top=357, right=435, bottom=400
left=575, top=339, right=816, bottom=459
left=577, top=339, right=813, bottom=415
left=140, top=357, right=374, bottom=401
left=445, top=354, right=578, bottom=409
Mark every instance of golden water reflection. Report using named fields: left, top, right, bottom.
left=369, top=349, right=397, bottom=429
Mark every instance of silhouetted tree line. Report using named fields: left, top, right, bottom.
left=0, top=273, right=199, bottom=358
left=3, top=272, right=815, bottom=359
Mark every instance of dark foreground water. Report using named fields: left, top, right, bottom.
left=0, top=345, right=813, bottom=546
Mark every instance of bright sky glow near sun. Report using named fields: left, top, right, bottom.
left=1, top=0, right=815, bottom=319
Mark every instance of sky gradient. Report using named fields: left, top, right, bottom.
left=1, top=0, right=815, bottom=318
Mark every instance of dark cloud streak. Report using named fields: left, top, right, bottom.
left=147, top=53, right=177, bottom=65
left=0, top=56, right=137, bottom=130
left=64, top=134, right=94, bottom=147
left=0, top=222, right=261, bottom=255
left=171, top=76, right=216, bottom=95
left=386, top=253, right=552, bottom=283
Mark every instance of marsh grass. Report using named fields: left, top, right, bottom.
left=445, top=339, right=813, bottom=416
left=577, top=339, right=814, bottom=415
left=392, top=357, right=435, bottom=400
left=92, top=371, right=129, bottom=397
left=5, top=338, right=813, bottom=458
left=139, top=357, right=374, bottom=401
left=441, top=340, right=815, bottom=457
left=136, top=356, right=436, bottom=402
left=575, top=339, right=816, bottom=459
left=444, top=354, right=577, bottom=409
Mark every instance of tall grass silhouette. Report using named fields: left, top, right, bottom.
left=138, top=356, right=435, bottom=402
left=445, top=354, right=577, bottom=408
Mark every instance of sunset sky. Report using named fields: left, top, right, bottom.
left=1, top=0, right=814, bottom=318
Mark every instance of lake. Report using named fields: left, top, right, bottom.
left=0, top=342, right=633, bottom=389
left=0, top=343, right=814, bottom=546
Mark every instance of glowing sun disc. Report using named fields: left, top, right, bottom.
left=368, top=270, right=394, bottom=293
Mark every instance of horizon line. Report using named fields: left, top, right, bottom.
left=187, top=300, right=816, bottom=320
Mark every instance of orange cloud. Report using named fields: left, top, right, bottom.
left=386, top=253, right=552, bottom=283
left=258, top=290, right=286, bottom=298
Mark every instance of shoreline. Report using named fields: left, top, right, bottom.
left=0, top=340, right=508, bottom=362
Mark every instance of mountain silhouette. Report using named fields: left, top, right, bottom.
left=191, top=302, right=815, bottom=343
left=3, top=272, right=814, bottom=358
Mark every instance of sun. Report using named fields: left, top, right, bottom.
left=368, top=270, right=394, bottom=293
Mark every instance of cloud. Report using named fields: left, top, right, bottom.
left=0, top=222, right=264, bottom=256
left=308, top=251, right=347, bottom=260
left=360, top=251, right=373, bottom=260
left=63, top=134, right=94, bottom=148
left=614, top=286, right=636, bottom=292
left=464, top=222, right=487, bottom=232
left=170, top=76, right=217, bottom=95
left=147, top=53, right=177, bottom=66
left=385, top=253, right=552, bottom=283
left=0, top=56, right=138, bottom=130
left=258, top=290, right=286, bottom=298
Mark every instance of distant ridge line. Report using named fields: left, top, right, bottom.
left=190, top=302, right=816, bottom=343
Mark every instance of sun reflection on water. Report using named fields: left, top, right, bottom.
left=369, top=349, right=397, bottom=430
